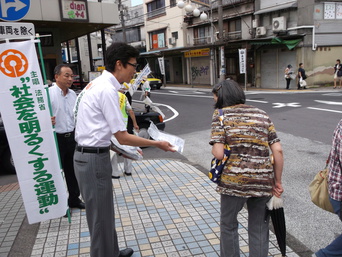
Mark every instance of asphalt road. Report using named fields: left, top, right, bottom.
left=138, top=87, right=342, bottom=256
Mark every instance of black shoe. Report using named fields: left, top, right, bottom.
left=69, top=201, right=85, bottom=209
left=124, top=172, right=132, bottom=176
left=119, top=248, right=134, bottom=257
left=112, top=175, right=120, bottom=179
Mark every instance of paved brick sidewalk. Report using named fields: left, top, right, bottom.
left=1, top=159, right=298, bottom=257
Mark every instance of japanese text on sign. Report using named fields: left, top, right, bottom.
left=59, top=0, right=89, bottom=22
left=10, top=75, right=59, bottom=214
left=238, top=49, right=246, bottom=74
left=185, top=48, right=210, bottom=58
left=0, top=22, right=35, bottom=39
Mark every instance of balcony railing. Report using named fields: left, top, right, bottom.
left=193, top=36, right=213, bottom=45
left=223, top=31, right=242, bottom=41
left=147, top=7, right=166, bottom=19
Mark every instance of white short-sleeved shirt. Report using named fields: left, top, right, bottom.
left=74, top=70, right=126, bottom=147
left=49, top=83, right=76, bottom=134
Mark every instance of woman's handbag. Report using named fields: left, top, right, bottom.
left=308, top=160, right=334, bottom=213
left=209, top=144, right=231, bottom=183
left=338, top=69, right=342, bottom=77
left=209, top=109, right=231, bottom=183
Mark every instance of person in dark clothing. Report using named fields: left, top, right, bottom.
left=297, top=63, right=307, bottom=90
left=49, top=64, right=85, bottom=210
left=333, top=59, right=342, bottom=89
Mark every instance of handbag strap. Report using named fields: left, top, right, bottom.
left=218, top=109, right=224, bottom=127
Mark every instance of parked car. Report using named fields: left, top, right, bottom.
left=130, top=73, right=162, bottom=90
left=0, top=114, right=16, bottom=174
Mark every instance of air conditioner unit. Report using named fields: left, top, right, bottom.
left=207, top=37, right=212, bottom=43
left=272, top=16, right=287, bottom=32
left=256, top=26, right=266, bottom=36
left=252, top=19, right=259, bottom=29
left=169, top=37, right=176, bottom=45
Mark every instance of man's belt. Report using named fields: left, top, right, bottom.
left=56, top=131, right=74, bottom=138
left=76, top=146, right=110, bottom=154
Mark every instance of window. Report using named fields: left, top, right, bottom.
left=324, top=2, right=342, bottom=19
left=193, top=26, right=211, bottom=44
left=113, top=27, right=141, bottom=43
left=226, top=19, right=241, bottom=40
left=228, top=19, right=241, bottom=32
left=170, top=0, right=176, bottom=7
left=171, top=31, right=178, bottom=39
left=149, top=29, right=166, bottom=49
left=147, top=0, right=166, bottom=19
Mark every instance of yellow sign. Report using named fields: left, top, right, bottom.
left=184, top=48, right=210, bottom=58
left=97, top=66, right=105, bottom=72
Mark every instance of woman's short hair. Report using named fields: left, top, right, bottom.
left=212, top=80, right=245, bottom=109
left=105, top=42, right=140, bottom=72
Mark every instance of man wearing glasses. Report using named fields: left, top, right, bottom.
left=73, top=42, right=175, bottom=257
left=49, top=64, right=85, bottom=212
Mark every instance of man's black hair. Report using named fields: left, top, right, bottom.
left=105, top=42, right=140, bottom=72
left=212, top=79, right=246, bottom=109
left=54, top=64, right=72, bottom=75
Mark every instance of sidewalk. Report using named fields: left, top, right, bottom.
left=0, top=159, right=299, bottom=257
left=163, top=83, right=338, bottom=92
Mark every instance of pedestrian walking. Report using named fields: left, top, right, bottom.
left=140, top=77, right=151, bottom=112
left=284, top=64, right=293, bottom=89
left=210, top=79, right=284, bottom=257
left=49, top=64, right=85, bottom=211
left=314, top=119, right=342, bottom=257
left=73, top=42, right=175, bottom=257
left=111, top=91, right=139, bottom=179
left=297, top=63, right=307, bottom=90
left=333, top=59, right=342, bottom=89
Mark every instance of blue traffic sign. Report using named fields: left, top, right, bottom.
left=0, top=0, right=30, bottom=22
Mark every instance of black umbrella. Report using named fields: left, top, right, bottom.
left=266, top=196, right=286, bottom=257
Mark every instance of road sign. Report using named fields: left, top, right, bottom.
left=0, top=0, right=30, bottom=22
left=0, top=22, right=34, bottom=39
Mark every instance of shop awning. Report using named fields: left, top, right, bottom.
left=249, top=37, right=301, bottom=50
left=254, top=2, right=297, bottom=15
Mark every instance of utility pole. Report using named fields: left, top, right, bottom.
left=218, top=0, right=225, bottom=82
left=118, top=0, right=127, bottom=43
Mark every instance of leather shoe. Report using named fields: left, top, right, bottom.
left=119, top=248, right=134, bottom=257
left=112, top=175, right=120, bottom=179
left=69, top=201, right=85, bottom=209
left=124, top=172, right=132, bottom=176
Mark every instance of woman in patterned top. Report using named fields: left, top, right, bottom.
left=210, top=79, right=284, bottom=257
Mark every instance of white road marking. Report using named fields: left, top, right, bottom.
left=315, top=100, right=342, bottom=105
left=247, top=99, right=268, bottom=103
left=272, top=102, right=301, bottom=108
left=152, top=91, right=212, bottom=98
left=307, top=107, right=342, bottom=113
left=133, top=100, right=179, bottom=122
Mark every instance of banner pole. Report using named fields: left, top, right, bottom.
left=35, top=34, right=71, bottom=223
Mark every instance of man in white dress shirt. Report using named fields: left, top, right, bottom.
left=49, top=64, right=85, bottom=210
left=73, top=42, right=175, bottom=257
